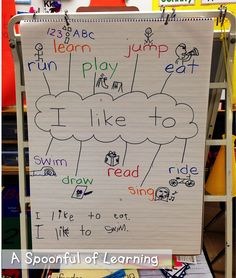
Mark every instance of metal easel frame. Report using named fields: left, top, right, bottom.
left=8, top=10, right=236, bottom=278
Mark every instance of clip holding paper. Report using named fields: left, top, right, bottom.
left=9, top=39, right=16, bottom=49
left=32, top=10, right=37, bottom=20
left=171, top=8, right=176, bottom=19
left=221, top=6, right=227, bottom=26
left=216, top=5, right=223, bottom=26
left=160, top=5, right=165, bottom=20
left=64, top=10, right=70, bottom=26
left=164, top=14, right=170, bottom=25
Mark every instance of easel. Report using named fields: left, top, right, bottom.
left=8, top=9, right=236, bottom=278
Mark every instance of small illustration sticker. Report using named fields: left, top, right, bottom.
left=175, top=43, right=199, bottom=65
left=155, top=187, right=170, bottom=202
left=30, top=166, right=56, bottom=177
left=105, top=151, right=120, bottom=167
left=71, top=185, right=93, bottom=199
left=155, top=187, right=178, bottom=202
left=169, top=175, right=195, bottom=187
left=96, top=73, right=109, bottom=89
left=111, top=81, right=123, bottom=93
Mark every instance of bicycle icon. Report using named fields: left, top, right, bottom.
left=169, top=174, right=195, bottom=187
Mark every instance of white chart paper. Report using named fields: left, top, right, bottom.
left=20, top=14, right=213, bottom=254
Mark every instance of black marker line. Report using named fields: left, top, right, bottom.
left=122, top=141, right=128, bottom=166
left=93, top=72, right=96, bottom=95
left=68, top=52, right=72, bottom=91
left=90, top=109, right=93, bottom=127
left=43, top=72, right=51, bottom=95
left=181, top=138, right=188, bottom=163
left=130, top=54, right=139, bottom=93
left=140, top=144, right=162, bottom=187
left=45, top=137, right=54, bottom=156
left=55, top=228, right=59, bottom=240
left=35, top=224, right=44, bottom=239
left=75, top=141, right=82, bottom=176
left=84, top=191, right=93, bottom=196
left=160, top=72, right=173, bottom=94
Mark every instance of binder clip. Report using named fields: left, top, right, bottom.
left=216, top=5, right=223, bottom=26
left=33, top=10, right=37, bottom=20
left=64, top=10, right=70, bottom=26
left=171, top=8, right=176, bottom=19
left=221, top=6, right=227, bottom=26
left=160, top=5, right=165, bottom=20
left=164, top=14, right=170, bottom=25
left=9, top=39, right=16, bottom=49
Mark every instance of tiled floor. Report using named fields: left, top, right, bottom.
left=204, top=202, right=236, bottom=278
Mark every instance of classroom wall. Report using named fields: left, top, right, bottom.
left=15, top=0, right=153, bottom=12
left=152, top=0, right=236, bottom=14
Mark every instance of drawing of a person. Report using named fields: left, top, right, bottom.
left=155, top=187, right=170, bottom=202
left=96, top=73, right=109, bottom=89
left=175, top=43, right=199, bottom=65
left=144, top=27, right=153, bottom=44
left=34, top=43, right=44, bottom=62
